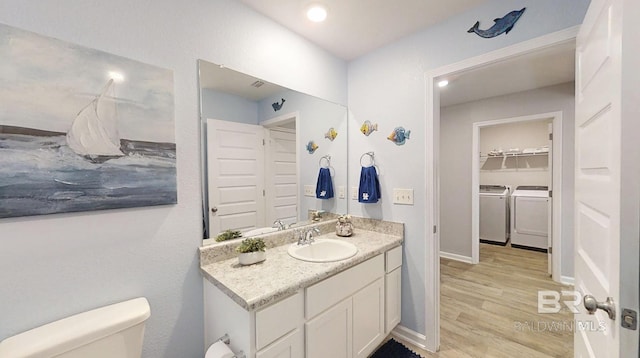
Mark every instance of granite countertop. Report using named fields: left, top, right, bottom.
left=200, top=228, right=403, bottom=311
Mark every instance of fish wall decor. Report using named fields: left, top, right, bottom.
left=272, top=98, right=286, bottom=111
left=306, top=140, right=319, bottom=154
left=324, top=127, right=338, bottom=141
left=360, top=120, right=378, bottom=136
left=387, top=127, right=411, bottom=146
left=467, top=8, right=526, bottom=38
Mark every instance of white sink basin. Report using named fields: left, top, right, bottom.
left=288, top=239, right=358, bottom=263
left=243, top=227, right=279, bottom=237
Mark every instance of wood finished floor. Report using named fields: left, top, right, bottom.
left=389, top=244, right=574, bottom=358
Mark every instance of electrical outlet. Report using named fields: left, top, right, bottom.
left=338, top=186, right=345, bottom=199
left=304, top=185, right=315, bottom=197
left=351, top=187, right=358, bottom=200
left=393, top=188, right=414, bottom=205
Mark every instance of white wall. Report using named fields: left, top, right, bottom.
left=347, top=0, right=587, bottom=335
left=0, top=1, right=346, bottom=357
left=479, top=119, right=551, bottom=189
left=201, top=89, right=259, bottom=125
left=440, top=82, right=575, bottom=278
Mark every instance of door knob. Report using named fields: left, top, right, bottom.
left=211, top=207, right=218, bottom=214
left=583, top=295, right=616, bottom=320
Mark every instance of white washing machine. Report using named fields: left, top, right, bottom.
left=510, top=186, right=549, bottom=251
left=479, top=185, right=510, bottom=245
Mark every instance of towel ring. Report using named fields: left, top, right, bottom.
left=319, top=155, right=331, bottom=168
left=360, top=151, right=375, bottom=167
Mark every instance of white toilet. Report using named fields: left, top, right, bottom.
left=0, top=297, right=150, bottom=358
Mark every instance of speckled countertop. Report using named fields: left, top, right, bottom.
left=200, top=219, right=403, bottom=311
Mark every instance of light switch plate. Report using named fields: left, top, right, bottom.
left=304, top=185, right=315, bottom=197
left=338, top=186, right=345, bottom=199
left=351, top=187, right=358, bottom=200
left=393, top=188, right=414, bottom=205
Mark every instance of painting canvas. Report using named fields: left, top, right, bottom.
left=0, top=23, right=176, bottom=219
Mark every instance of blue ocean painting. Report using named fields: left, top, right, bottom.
left=0, top=23, right=176, bottom=219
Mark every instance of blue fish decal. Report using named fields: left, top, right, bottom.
left=387, top=127, right=410, bottom=146
left=306, top=140, right=319, bottom=154
left=467, top=8, right=526, bottom=38
left=272, top=98, right=286, bottom=111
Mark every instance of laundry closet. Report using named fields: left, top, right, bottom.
left=479, top=119, right=551, bottom=251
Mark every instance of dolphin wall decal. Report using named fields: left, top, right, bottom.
left=467, top=8, right=526, bottom=38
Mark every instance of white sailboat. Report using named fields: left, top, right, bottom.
left=66, top=79, right=124, bottom=161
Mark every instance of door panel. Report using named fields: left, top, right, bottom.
left=207, top=119, right=265, bottom=236
left=574, top=0, right=621, bottom=356
left=265, top=128, right=297, bottom=225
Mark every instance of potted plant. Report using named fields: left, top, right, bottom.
left=236, top=237, right=267, bottom=265
left=215, top=229, right=242, bottom=242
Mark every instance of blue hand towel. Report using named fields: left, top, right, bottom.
left=316, top=167, right=334, bottom=199
left=358, top=166, right=381, bottom=203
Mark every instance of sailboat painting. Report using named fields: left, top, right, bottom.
left=0, top=23, right=177, bottom=219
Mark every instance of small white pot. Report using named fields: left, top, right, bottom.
left=238, top=251, right=266, bottom=265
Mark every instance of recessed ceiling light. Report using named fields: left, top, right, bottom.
left=438, top=80, right=449, bottom=88
left=307, top=4, right=327, bottom=22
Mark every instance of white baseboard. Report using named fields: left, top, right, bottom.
left=439, top=251, right=474, bottom=264
left=391, top=325, right=428, bottom=351
left=561, top=276, right=575, bottom=286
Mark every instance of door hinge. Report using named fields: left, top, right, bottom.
left=549, top=190, right=553, bottom=198
left=622, top=308, right=637, bottom=330
left=549, top=133, right=553, bottom=140
left=263, top=189, right=265, bottom=196
left=548, top=247, right=552, bottom=254
left=262, top=139, right=265, bottom=145
left=433, top=225, right=437, bottom=234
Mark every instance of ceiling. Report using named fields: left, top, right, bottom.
left=238, top=0, right=490, bottom=60
left=204, top=3, right=575, bottom=107
left=439, top=41, right=576, bottom=107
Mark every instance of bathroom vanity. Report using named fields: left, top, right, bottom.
left=199, top=218, right=403, bottom=358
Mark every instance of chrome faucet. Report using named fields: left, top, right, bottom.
left=273, top=220, right=285, bottom=231
left=298, top=227, right=320, bottom=245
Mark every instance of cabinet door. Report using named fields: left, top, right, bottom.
left=306, top=298, right=352, bottom=358
left=385, top=268, right=401, bottom=334
left=256, top=328, right=304, bottom=358
left=352, top=278, right=384, bottom=358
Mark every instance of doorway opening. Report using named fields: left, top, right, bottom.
left=423, top=27, right=579, bottom=352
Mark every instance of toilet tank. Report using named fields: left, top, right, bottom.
left=0, top=297, right=150, bottom=358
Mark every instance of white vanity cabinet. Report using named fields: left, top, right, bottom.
left=203, top=245, right=403, bottom=358
left=305, top=254, right=386, bottom=358
left=203, top=285, right=304, bottom=358
left=384, top=245, right=402, bottom=333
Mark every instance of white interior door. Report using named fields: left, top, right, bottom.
left=574, top=0, right=622, bottom=355
left=547, top=123, right=553, bottom=275
left=207, top=119, right=265, bottom=237
left=265, top=128, right=297, bottom=226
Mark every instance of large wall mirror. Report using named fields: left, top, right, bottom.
left=198, top=60, right=348, bottom=241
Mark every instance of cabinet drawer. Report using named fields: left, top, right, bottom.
left=385, top=246, right=402, bottom=273
left=306, top=255, right=384, bottom=319
left=256, top=291, right=304, bottom=350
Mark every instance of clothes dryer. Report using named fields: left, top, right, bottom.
left=510, top=186, right=549, bottom=251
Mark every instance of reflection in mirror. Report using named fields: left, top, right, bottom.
left=198, top=60, right=348, bottom=241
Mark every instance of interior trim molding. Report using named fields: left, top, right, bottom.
left=391, top=325, right=428, bottom=350
left=561, top=276, right=575, bottom=286
left=439, top=251, right=473, bottom=264
left=424, top=25, right=579, bottom=353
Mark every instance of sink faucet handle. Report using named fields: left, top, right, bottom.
left=273, top=219, right=285, bottom=230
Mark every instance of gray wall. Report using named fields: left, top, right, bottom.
left=347, top=0, right=587, bottom=334
left=440, top=82, right=575, bottom=278
left=0, top=1, right=346, bottom=357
